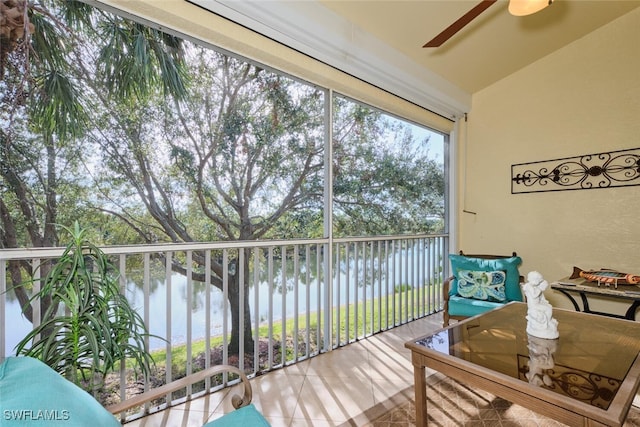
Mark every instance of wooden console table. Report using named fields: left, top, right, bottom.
left=405, top=303, right=640, bottom=427
left=551, top=276, right=640, bottom=320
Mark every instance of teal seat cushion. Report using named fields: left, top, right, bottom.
left=204, top=404, right=270, bottom=426
left=449, top=254, right=523, bottom=302
left=447, top=295, right=505, bottom=317
left=0, top=356, right=119, bottom=426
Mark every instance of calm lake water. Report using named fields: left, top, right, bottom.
left=3, top=274, right=323, bottom=354
left=3, top=246, right=442, bottom=354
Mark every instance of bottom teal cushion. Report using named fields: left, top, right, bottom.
left=447, top=295, right=504, bottom=317
left=0, top=357, right=120, bottom=426
left=205, top=404, right=270, bottom=427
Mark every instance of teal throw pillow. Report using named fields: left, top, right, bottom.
left=449, top=254, right=523, bottom=302
left=457, top=270, right=506, bottom=302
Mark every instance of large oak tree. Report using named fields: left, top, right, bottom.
left=1, top=0, right=444, bottom=359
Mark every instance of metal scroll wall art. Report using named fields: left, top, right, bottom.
left=511, top=147, right=640, bottom=194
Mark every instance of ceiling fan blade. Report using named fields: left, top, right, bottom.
left=423, top=0, right=497, bottom=48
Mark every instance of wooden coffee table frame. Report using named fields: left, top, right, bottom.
left=406, top=304, right=640, bottom=427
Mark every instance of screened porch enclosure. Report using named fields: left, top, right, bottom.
left=1, top=0, right=451, bottom=421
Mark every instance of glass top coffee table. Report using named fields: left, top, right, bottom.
left=405, top=302, right=640, bottom=426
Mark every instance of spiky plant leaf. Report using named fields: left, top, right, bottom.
left=15, top=221, right=156, bottom=392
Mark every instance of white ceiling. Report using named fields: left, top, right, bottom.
left=189, top=0, right=639, bottom=117
left=320, top=0, right=640, bottom=94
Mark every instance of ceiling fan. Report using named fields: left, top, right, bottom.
left=423, top=0, right=554, bottom=48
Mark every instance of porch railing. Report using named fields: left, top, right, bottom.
left=0, top=234, right=447, bottom=419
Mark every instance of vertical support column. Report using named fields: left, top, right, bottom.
left=238, top=247, right=245, bottom=370
left=384, top=240, right=390, bottom=329
left=335, top=243, right=341, bottom=347
left=293, top=244, right=299, bottom=361
left=323, top=89, right=334, bottom=351
left=205, top=249, right=212, bottom=389
left=186, top=250, right=193, bottom=396
left=143, top=252, right=151, bottom=411
left=305, top=245, right=311, bottom=356
left=345, top=243, right=350, bottom=344
left=253, top=249, right=260, bottom=374
left=280, top=245, right=287, bottom=366
left=267, top=247, right=274, bottom=369
left=165, top=251, right=173, bottom=403
left=222, top=249, right=229, bottom=371
left=119, top=254, right=127, bottom=406
left=31, top=258, right=41, bottom=341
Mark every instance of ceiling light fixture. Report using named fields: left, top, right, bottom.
left=508, top=0, right=553, bottom=16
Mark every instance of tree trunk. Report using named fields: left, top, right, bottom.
left=227, top=252, right=255, bottom=357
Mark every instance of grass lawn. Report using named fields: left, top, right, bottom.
left=149, top=284, right=442, bottom=372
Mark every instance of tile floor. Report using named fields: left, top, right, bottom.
left=124, top=312, right=640, bottom=426
left=125, top=313, right=443, bottom=427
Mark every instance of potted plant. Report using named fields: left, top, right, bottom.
left=15, top=221, right=154, bottom=393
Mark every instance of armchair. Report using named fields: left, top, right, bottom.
left=0, top=356, right=269, bottom=426
left=443, top=251, right=524, bottom=327
left=107, top=364, right=269, bottom=426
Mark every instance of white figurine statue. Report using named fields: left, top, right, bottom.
left=523, top=271, right=559, bottom=339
